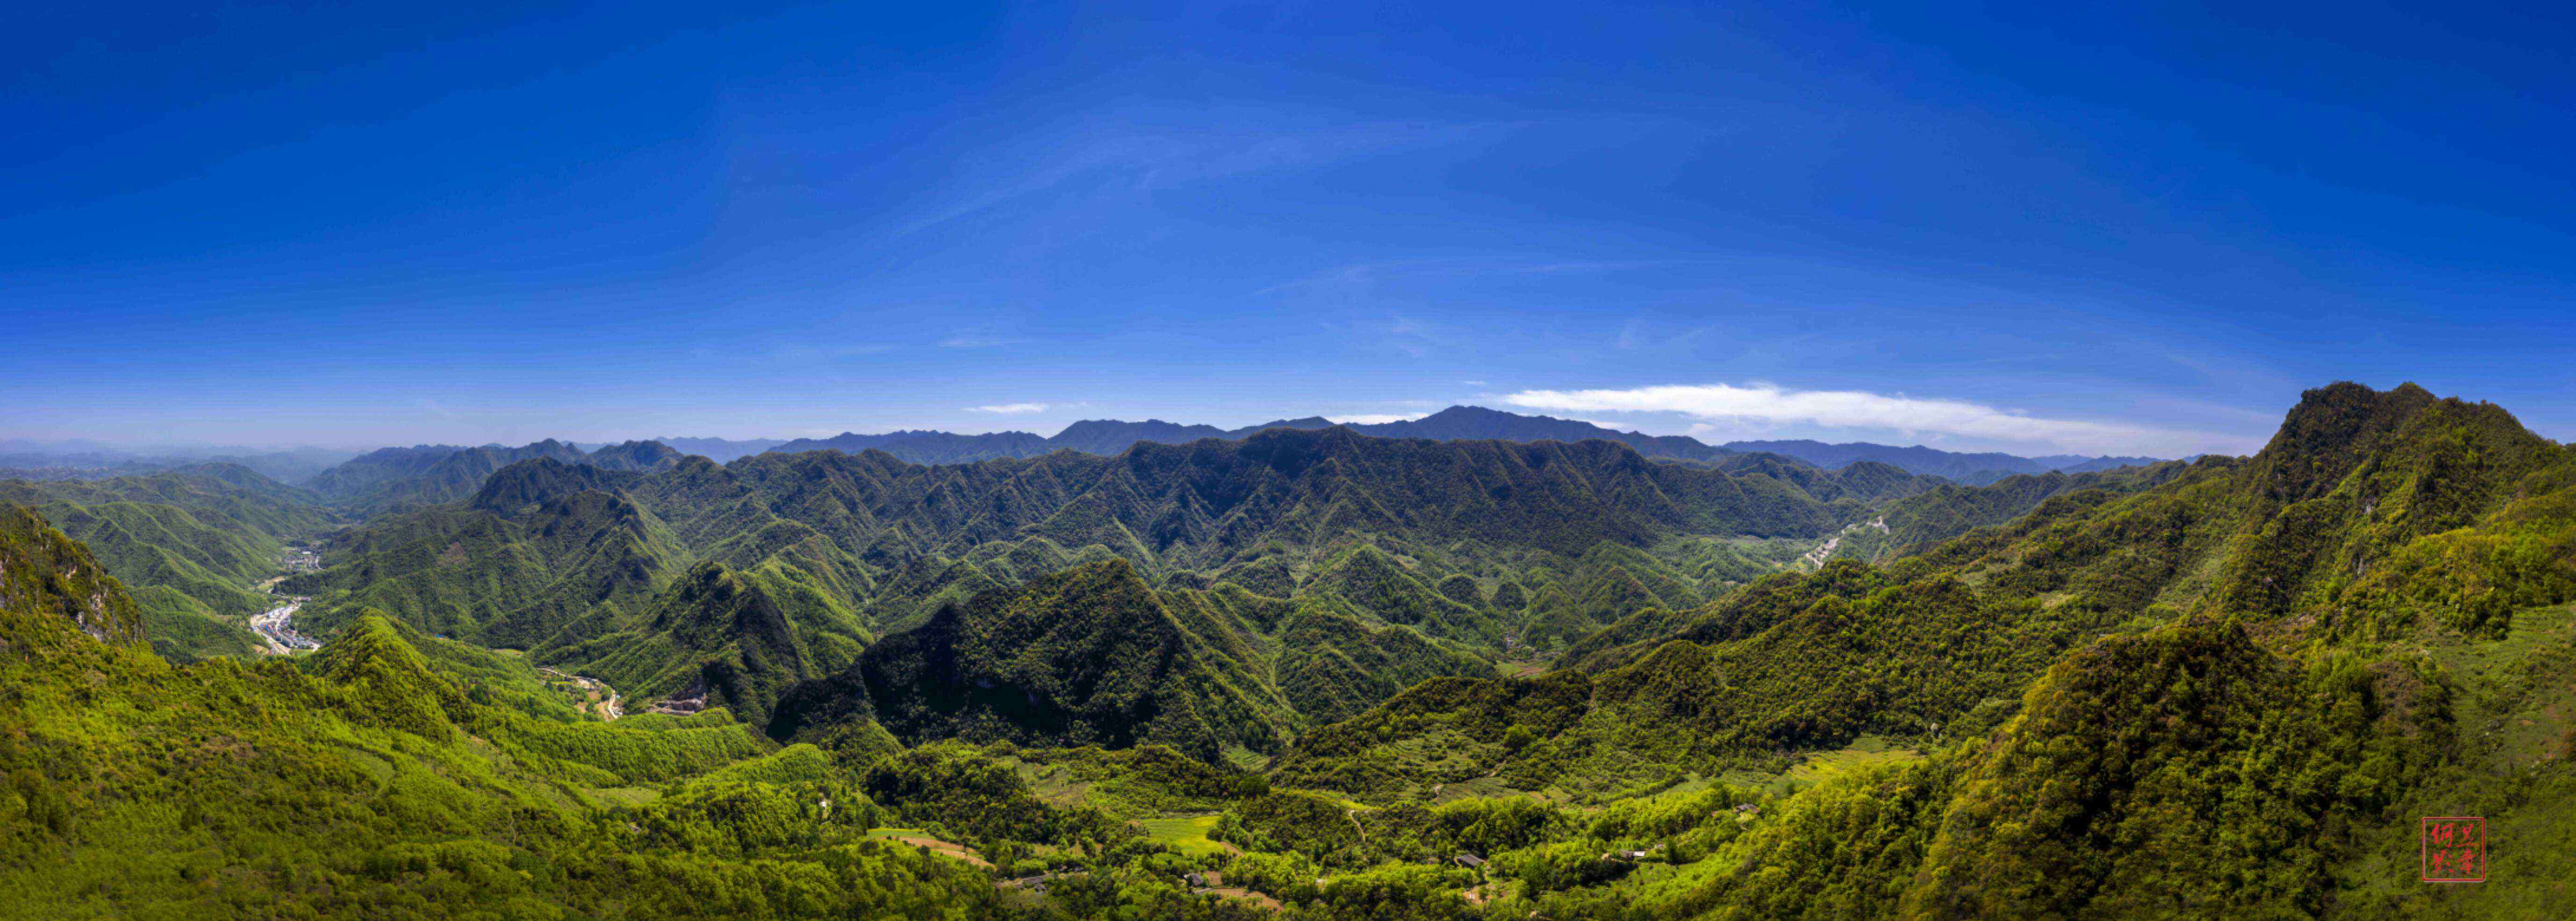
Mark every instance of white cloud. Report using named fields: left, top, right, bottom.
left=1502, top=382, right=2233, bottom=455
left=965, top=403, right=1049, bottom=415
left=1328, top=413, right=1428, bottom=425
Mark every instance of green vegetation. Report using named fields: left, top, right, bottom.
left=813, top=560, right=1303, bottom=761
left=1137, top=813, right=1232, bottom=857
left=297, top=428, right=1859, bottom=656
left=8, top=382, right=2575, bottom=918
left=0, top=505, right=1002, bottom=920
left=1, top=465, right=333, bottom=660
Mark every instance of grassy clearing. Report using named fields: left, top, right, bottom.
left=1713, top=735, right=1927, bottom=797
left=584, top=785, right=659, bottom=806
left=1221, top=744, right=1272, bottom=772
left=1135, top=813, right=1235, bottom=856
left=865, top=827, right=994, bottom=868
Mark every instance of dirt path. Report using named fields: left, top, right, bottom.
left=881, top=835, right=992, bottom=868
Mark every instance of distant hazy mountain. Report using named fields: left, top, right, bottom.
left=1346, top=406, right=1733, bottom=462
left=1713, top=439, right=2048, bottom=483
left=307, top=444, right=476, bottom=497
left=769, top=429, right=1051, bottom=464
left=740, top=405, right=2164, bottom=479
left=302, top=406, right=2166, bottom=504
left=310, top=439, right=679, bottom=511
left=1044, top=419, right=1237, bottom=454
left=0, top=445, right=355, bottom=484
left=2052, top=454, right=2166, bottom=473
left=748, top=406, right=1736, bottom=466
left=642, top=436, right=786, bottom=463
left=582, top=440, right=685, bottom=472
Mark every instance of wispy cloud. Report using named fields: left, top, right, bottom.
left=1503, top=382, right=2242, bottom=455
left=939, top=335, right=1023, bottom=349
left=1255, top=258, right=1678, bottom=298
left=1615, top=317, right=1645, bottom=350
left=1328, top=412, right=1429, bottom=425
left=1361, top=314, right=1459, bottom=359
left=904, top=114, right=1509, bottom=236
left=771, top=342, right=894, bottom=360
left=965, top=403, right=1049, bottom=415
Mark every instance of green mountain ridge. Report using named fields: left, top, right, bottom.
left=304, top=405, right=2161, bottom=515
left=292, top=429, right=1876, bottom=693
left=1247, top=381, right=2576, bottom=917
left=9, top=380, right=2572, bottom=919
left=1, top=466, right=335, bottom=661
left=0, top=505, right=1014, bottom=919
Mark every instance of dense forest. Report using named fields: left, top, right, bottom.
left=3, top=383, right=2570, bottom=919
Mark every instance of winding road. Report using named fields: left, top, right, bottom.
left=539, top=667, right=625, bottom=720
left=1800, top=517, right=1889, bottom=569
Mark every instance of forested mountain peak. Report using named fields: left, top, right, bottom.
left=584, top=439, right=685, bottom=472
left=1048, top=418, right=1236, bottom=454
left=654, top=560, right=785, bottom=633
left=468, top=455, right=643, bottom=512
left=307, top=439, right=594, bottom=513
left=841, top=558, right=1298, bottom=761
left=2240, top=380, right=2539, bottom=502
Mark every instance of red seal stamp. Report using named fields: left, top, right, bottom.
left=2421, top=817, right=2485, bottom=883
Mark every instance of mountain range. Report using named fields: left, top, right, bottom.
left=6, top=382, right=2566, bottom=919
left=758, top=405, right=2140, bottom=481
left=295, top=406, right=2165, bottom=517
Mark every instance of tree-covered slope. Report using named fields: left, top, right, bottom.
left=1284, top=382, right=2576, bottom=801
left=0, top=468, right=330, bottom=661
left=1849, top=458, right=2196, bottom=558
left=1234, top=382, right=2576, bottom=917
left=310, top=439, right=693, bottom=514
left=771, top=554, right=1501, bottom=765
left=820, top=560, right=1301, bottom=762
left=11, top=381, right=2576, bottom=920
left=541, top=561, right=836, bottom=727
left=310, top=439, right=592, bottom=512
left=0, top=505, right=1006, bottom=920
left=300, top=428, right=1860, bottom=674
left=1501, top=619, right=2463, bottom=921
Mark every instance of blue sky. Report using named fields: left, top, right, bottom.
left=7, top=1, right=2571, bottom=457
